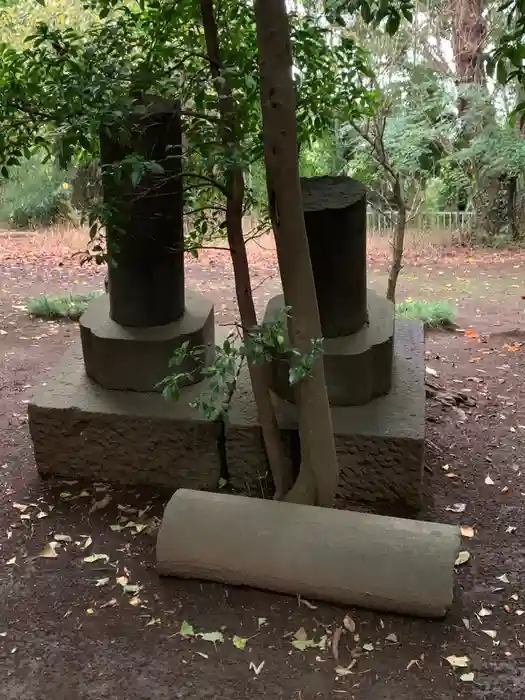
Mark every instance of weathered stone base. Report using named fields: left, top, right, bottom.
left=28, top=346, right=221, bottom=490
left=28, top=321, right=424, bottom=511
left=226, top=320, right=425, bottom=510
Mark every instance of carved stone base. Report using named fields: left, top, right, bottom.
left=28, top=344, right=221, bottom=490
left=80, top=290, right=214, bottom=392
left=226, top=320, right=425, bottom=511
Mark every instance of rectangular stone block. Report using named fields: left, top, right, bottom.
left=226, top=320, right=425, bottom=510
left=28, top=344, right=220, bottom=490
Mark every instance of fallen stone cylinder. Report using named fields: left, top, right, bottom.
left=157, top=489, right=460, bottom=619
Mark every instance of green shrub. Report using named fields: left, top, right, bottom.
left=0, top=157, right=74, bottom=229
left=26, top=292, right=103, bottom=321
left=395, top=299, right=456, bottom=328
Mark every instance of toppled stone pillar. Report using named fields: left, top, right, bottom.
left=80, top=99, right=214, bottom=392
left=265, top=175, right=394, bottom=406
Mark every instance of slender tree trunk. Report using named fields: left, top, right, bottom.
left=386, top=178, right=406, bottom=302
left=199, top=0, right=293, bottom=499
left=254, top=0, right=339, bottom=507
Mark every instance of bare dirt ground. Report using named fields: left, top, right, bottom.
left=1, top=228, right=525, bottom=699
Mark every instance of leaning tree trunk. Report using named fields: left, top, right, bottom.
left=254, top=0, right=339, bottom=507
left=199, top=0, right=294, bottom=499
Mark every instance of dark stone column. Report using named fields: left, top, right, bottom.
left=100, top=99, right=184, bottom=327
left=301, top=176, right=367, bottom=338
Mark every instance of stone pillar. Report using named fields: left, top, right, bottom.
left=100, top=100, right=185, bottom=327
left=264, top=175, right=394, bottom=406
left=302, top=176, right=367, bottom=337
left=80, top=99, right=215, bottom=392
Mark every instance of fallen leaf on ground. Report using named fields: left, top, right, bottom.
left=332, top=626, right=343, bottom=663
left=335, top=661, right=357, bottom=676
left=116, top=575, right=128, bottom=587
left=232, top=635, right=248, bottom=650
left=482, top=630, right=497, bottom=639
left=445, top=655, right=470, bottom=668
left=343, top=615, right=356, bottom=633
left=82, top=536, right=93, bottom=550
left=198, top=631, right=224, bottom=645
left=485, top=475, right=495, bottom=485
left=6, top=556, right=16, bottom=565
left=298, top=595, right=317, bottom=610
left=497, top=574, right=510, bottom=584
left=39, top=542, right=59, bottom=559
left=83, top=553, right=109, bottom=564
left=53, top=534, right=72, bottom=543
left=146, top=618, right=161, bottom=626
left=504, top=344, right=522, bottom=352
left=460, top=525, right=475, bottom=538
left=12, top=503, right=29, bottom=512
left=426, top=366, right=439, bottom=377
left=129, top=596, right=141, bottom=606
left=95, top=577, right=110, bottom=587
left=249, top=660, right=265, bottom=676
left=407, top=659, right=421, bottom=670
left=257, top=617, right=267, bottom=629
left=180, top=620, right=195, bottom=637
left=460, top=672, right=475, bottom=682
left=101, top=598, right=118, bottom=608
left=363, top=643, right=374, bottom=652
left=446, top=503, right=466, bottom=513
left=506, top=526, right=517, bottom=534
left=86, top=608, right=95, bottom=615
left=464, top=329, right=480, bottom=338
left=455, top=551, right=471, bottom=566
left=478, top=607, right=492, bottom=617
left=385, top=633, right=398, bottom=643
left=89, top=495, right=112, bottom=513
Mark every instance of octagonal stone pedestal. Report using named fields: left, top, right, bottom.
left=80, top=291, right=214, bottom=392
left=265, top=289, right=394, bottom=406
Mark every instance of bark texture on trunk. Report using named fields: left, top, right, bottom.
left=254, top=0, right=339, bottom=507
left=200, top=0, right=293, bottom=499
left=450, top=0, right=486, bottom=101
left=386, top=179, right=406, bottom=303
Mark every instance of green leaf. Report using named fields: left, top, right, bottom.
left=496, top=60, right=508, bottom=84
left=386, top=13, right=401, bottom=35
left=180, top=620, right=195, bottom=637
left=232, top=635, right=248, bottom=649
left=198, top=631, right=224, bottom=644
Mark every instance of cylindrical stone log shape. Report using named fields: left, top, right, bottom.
left=100, top=99, right=184, bottom=327
left=301, top=176, right=367, bottom=337
left=157, top=490, right=461, bottom=619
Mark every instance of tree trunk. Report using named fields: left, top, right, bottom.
left=199, top=0, right=293, bottom=499
left=450, top=0, right=486, bottom=98
left=386, top=179, right=406, bottom=302
left=254, top=0, right=339, bottom=507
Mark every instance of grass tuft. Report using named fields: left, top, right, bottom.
left=395, top=299, right=456, bottom=328
left=26, top=292, right=103, bottom=321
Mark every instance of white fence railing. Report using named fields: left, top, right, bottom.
left=367, top=210, right=475, bottom=235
